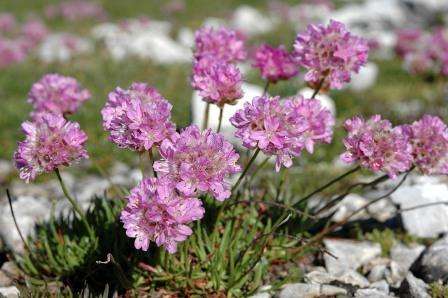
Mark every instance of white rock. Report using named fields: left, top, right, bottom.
left=38, top=33, right=93, bottom=63
left=370, top=280, right=390, bottom=293
left=249, top=293, right=270, bottom=298
left=391, top=182, right=448, bottom=237
left=202, top=17, right=226, bottom=29
left=191, top=83, right=264, bottom=142
left=399, top=273, right=430, bottom=298
left=177, top=27, right=194, bottom=48
left=331, top=194, right=370, bottom=222
left=0, top=286, right=19, bottom=298
left=324, top=239, right=381, bottom=275
left=279, top=283, right=347, bottom=298
left=297, top=87, right=336, bottom=115
left=92, top=19, right=191, bottom=64
left=0, top=160, right=13, bottom=182
left=348, top=62, right=378, bottom=92
left=0, top=195, right=52, bottom=253
left=355, top=288, right=393, bottom=298
left=338, top=269, right=370, bottom=287
left=231, top=5, right=277, bottom=36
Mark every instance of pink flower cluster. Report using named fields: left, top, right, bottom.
left=121, top=177, right=204, bottom=253
left=0, top=14, right=48, bottom=69
left=342, top=114, right=448, bottom=177
left=252, top=44, right=298, bottom=83
left=154, top=125, right=241, bottom=201
left=403, top=115, right=448, bottom=175
left=341, top=115, right=412, bottom=178
left=28, top=73, right=91, bottom=115
left=395, top=28, right=448, bottom=76
left=193, top=26, right=247, bottom=64
left=192, top=26, right=246, bottom=106
left=45, top=0, right=107, bottom=21
left=294, top=20, right=369, bottom=89
left=191, top=60, right=243, bottom=106
left=14, top=113, right=88, bottom=182
left=101, top=82, right=176, bottom=152
left=230, top=95, right=334, bottom=171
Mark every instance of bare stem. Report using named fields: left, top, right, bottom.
left=6, top=189, right=29, bottom=252
left=293, top=166, right=360, bottom=208
left=55, top=168, right=94, bottom=236
left=311, top=77, right=326, bottom=99
left=232, top=148, right=261, bottom=193
left=217, top=106, right=224, bottom=133
left=148, top=147, right=158, bottom=178
left=262, top=81, right=270, bottom=96
left=202, top=102, right=210, bottom=130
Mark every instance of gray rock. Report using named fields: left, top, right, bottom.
left=0, top=286, right=19, bottom=298
left=355, top=288, right=393, bottom=298
left=391, top=181, right=448, bottom=237
left=368, top=264, right=387, bottom=282
left=399, top=273, right=430, bottom=298
left=385, top=243, right=425, bottom=286
left=0, top=160, right=13, bottom=183
left=304, top=271, right=335, bottom=285
left=0, top=271, right=12, bottom=287
left=323, top=239, right=381, bottom=274
left=249, top=293, right=270, bottom=298
left=278, top=283, right=347, bottom=298
left=416, top=235, right=448, bottom=282
left=0, top=262, right=19, bottom=280
left=370, top=280, right=390, bottom=293
left=338, top=270, right=370, bottom=288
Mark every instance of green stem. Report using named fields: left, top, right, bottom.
left=262, top=81, right=270, bottom=96
left=202, top=102, right=210, bottom=130
left=232, top=148, right=261, bottom=193
left=148, top=147, right=158, bottom=178
left=293, top=166, right=360, bottom=208
left=217, top=106, right=224, bottom=133
left=55, top=168, right=94, bottom=236
left=311, top=76, right=326, bottom=99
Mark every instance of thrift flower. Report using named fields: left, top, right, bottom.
left=14, top=112, right=88, bottom=182
left=101, top=82, right=176, bottom=151
left=341, top=115, right=412, bottom=178
left=194, top=26, right=247, bottom=63
left=294, top=20, right=369, bottom=89
left=191, top=60, right=243, bottom=106
left=403, top=115, right=448, bottom=175
left=154, top=125, right=241, bottom=201
left=253, top=44, right=298, bottom=83
left=121, top=177, right=204, bottom=254
left=230, top=96, right=334, bottom=171
left=28, top=73, right=91, bottom=115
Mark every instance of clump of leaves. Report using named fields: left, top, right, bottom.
left=16, top=197, right=152, bottom=295
left=429, top=281, right=448, bottom=298
left=14, top=194, right=302, bottom=296
left=365, top=228, right=396, bottom=256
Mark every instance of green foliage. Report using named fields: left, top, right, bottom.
left=365, top=229, right=396, bottom=256
left=17, top=197, right=151, bottom=295
left=429, top=281, right=448, bottom=298
left=14, top=194, right=303, bottom=296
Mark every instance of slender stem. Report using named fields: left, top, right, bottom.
left=311, top=77, right=326, bottom=99
left=294, top=169, right=413, bottom=255
left=397, top=201, right=448, bottom=213
left=6, top=189, right=29, bottom=252
left=217, top=106, right=224, bottom=133
left=202, top=102, right=210, bottom=130
left=312, top=173, right=389, bottom=216
left=232, top=148, right=261, bottom=193
left=262, top=81, right=270, bottom=96
left=293, top=166, right=360, bottom=207
left=148, top=147, right=158, bottom=178
left=55, top=168, right=93, bottom=236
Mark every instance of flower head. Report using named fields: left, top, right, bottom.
left=121, top=177, right=204, bottom=253
left=294, top=20, right=369, bottom=89
left=0, top=13, right=16, bottom=33
left=253, top=44, right=298, bottom=83
left=102, top=82, right=176, bottom=152
left=403, top=115, right=448, bottom=175
left=230, top=95, right=334, bottom=171
left=154, top=125, right=241, bottom=201
left=341, top=115, right=412, bottom=178
left=191, top=60, right=243, bottom=106
left=14, top=112, right=88, bottom=182
left=0, top=38, right=28, bottom=68
left=28, top=73, right=91, bottom=115
left=194, top=26, right=247, bottom=63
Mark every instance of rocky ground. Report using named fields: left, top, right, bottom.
left=1, top=158, right=448, bottom=297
